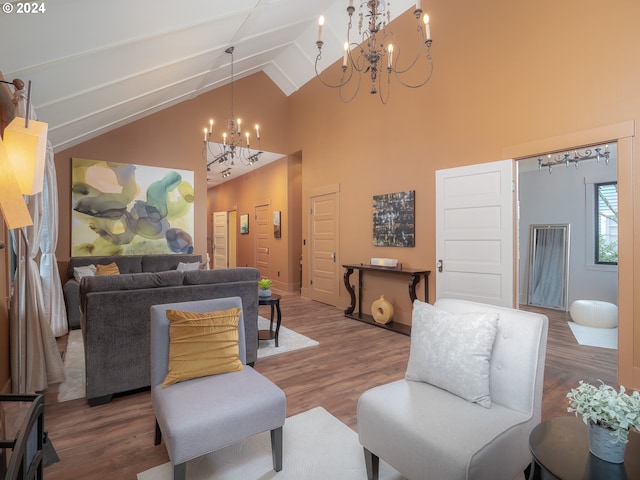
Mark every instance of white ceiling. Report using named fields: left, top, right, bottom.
left=0, top=0, right=416, bottom=186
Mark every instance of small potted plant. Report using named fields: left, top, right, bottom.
left=567, top=380, right=640, bottom=463
left=258, top=278, right=273, bottom=298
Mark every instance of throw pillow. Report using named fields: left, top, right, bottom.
left=73, top=264, right=96, bottom=282
left=405, top=300, right=499, bottom=408
left=162, top=307, right=243, bottom=387
left=176, top=261, right=200, bottom=272
left=96, top=262, right=120, bottom=275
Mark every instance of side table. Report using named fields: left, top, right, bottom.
left=529, top=416, right=640, bottom=479
left=258, top=294, right=282, bottom=347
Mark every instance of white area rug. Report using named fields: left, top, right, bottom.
left=568, top=322, right=618, bottom=350
left=57, top=329, right=86, bottom=402
left=137, top=406, right=404, bottom=480
left=257, top=316, right=319, bottom=359
left=55, top=319, right=318, bottom=402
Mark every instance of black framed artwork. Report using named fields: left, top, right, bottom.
left=372, top=190, right=415, bottom=247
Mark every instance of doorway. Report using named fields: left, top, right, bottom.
left=517, top=143, right=618, bottom=310
left=504, top=121, right=634, bottom=382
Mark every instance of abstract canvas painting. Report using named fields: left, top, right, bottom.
left=71, top=158, right=195, bottom=256
left=372, top=190, right=415, bottom=247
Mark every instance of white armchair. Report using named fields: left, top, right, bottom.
left=357, top=298, right=549, bottom=480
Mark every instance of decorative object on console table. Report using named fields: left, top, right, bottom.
left=371, top=295, right=394, bottom=324
left=343, top=263, right=430, bottom=335
left=567, top=380, right=640, bottom=463
left=370, top=257, right=398, bottom=268
left=258, top=278, right=273, bottom=298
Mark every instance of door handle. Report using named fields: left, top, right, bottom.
left=331, top=252, right=336, bottom=262
left=437, top=259, right=443, bottom=272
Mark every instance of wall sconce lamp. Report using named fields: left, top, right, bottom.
left=0, top=139, right=33, bottom=233
left=1, top=80, right=48, bottom=195
left=0, top=79, right=48, bottom=239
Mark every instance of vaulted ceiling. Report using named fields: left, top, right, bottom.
left=1, top=0, right=416, bottom=155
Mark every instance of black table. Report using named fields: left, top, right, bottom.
left=258, top=294, right=282, bottom=347
left=529, top=416, right=640, bottom=479
left=342, top=264, right=430, bottom=335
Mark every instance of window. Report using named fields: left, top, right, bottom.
left=595, top=182, right=618, bottom=264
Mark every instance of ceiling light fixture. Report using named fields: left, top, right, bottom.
left=538, top=145, right=610, bottom=173
left=202, top=47, right=264, bottom=178
left=315, top=1, right=433, bottom=104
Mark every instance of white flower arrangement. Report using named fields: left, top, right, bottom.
left=567, top=380, right=640, bottom=443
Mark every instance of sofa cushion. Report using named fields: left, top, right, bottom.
left=162, top=307, right=243, bottom=387
left=73, top=264, right=96, bottom=282
left=405, top=300, right=499, bottom=408
left=142, top=254, right=202, bottom=273
left=176, top=261, right=200, bottom=272
left=183, top=267, right=259, bottom=285
left=81, top=271, right=184, bottom=295
left=96, top=262, right=120, bottom=275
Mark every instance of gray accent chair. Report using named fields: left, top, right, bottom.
left=357, top=298, right=549, bottom=480
left=150, top=297, right=286, bottom=480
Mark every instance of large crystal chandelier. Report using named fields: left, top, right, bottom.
left=314, top=1, right=433, bottom=104
left=202, top=47, right=263, bottom=176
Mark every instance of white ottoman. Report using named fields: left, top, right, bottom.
left=570, top=300, right=618, bottom=328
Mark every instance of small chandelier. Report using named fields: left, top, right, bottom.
left=314, top=1, right=433, bottom=104
left=538, top=144, right=610, bottom=174
left=202, top=46, right=263, bottom=177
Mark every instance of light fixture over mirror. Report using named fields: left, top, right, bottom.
left=538, top=144, right=611, bottom=173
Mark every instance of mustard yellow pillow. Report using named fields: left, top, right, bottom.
left=96, top=262, right=120, bottom=275
left=162, top=307, right=243, bottom=387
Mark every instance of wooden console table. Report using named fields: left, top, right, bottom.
left=342, top=264, right=430, bottom=336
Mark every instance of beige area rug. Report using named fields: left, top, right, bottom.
left=137, top=406, right=404, bottom=480
left=55, top=319, right=319, bottom=402
left=57, top=329, right=85, bottom=402
left=568, top=322, right=618, bottom=350
left=257, top=316, right=319, bottom=359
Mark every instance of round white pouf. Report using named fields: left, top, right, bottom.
left=570, top=300, right=618, bottom=329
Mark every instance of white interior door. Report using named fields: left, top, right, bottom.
left=435, top=159, right=516, bottom=307
left=213, top=211, right=228, bottom=269
left=255, top=204, right=270, bottom=279
left=310, top=190, right=340, bottom=304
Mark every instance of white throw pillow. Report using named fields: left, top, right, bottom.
left=176, top=261, right=201, bottom=272
left=405, top=300, right=499, bottom=408
left=73, top=264, right=96, bottom=282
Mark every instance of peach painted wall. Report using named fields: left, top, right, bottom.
left=289, top=1, right=640, bottom=388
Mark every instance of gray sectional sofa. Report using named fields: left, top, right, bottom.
left=63, top=254, right=203, bottom=330
left=66, top=258, right=260, bottom=406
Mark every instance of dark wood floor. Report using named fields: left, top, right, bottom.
left=42, top=294, right=617, bottom=479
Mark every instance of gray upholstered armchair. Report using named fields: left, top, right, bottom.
left=358, top=298, right=549, bottom=480
left=150, top=297, right=286, bottom=480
